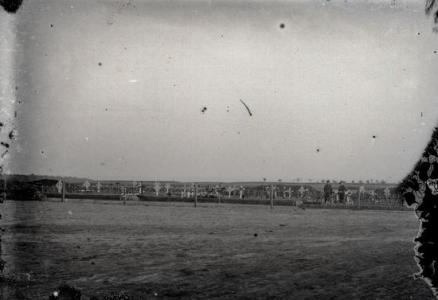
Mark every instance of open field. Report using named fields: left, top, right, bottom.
left=0, top=200, right=434, bottom=299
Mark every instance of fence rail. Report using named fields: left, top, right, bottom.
left=40, top=192, right=411, bottom=211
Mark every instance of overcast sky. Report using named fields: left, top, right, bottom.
left=3, top=0, right=438, bottom=182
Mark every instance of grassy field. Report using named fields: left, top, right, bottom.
left=0, top=200, right=434, bottom=299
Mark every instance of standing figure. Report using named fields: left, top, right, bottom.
left=346, top=189, right=353, bottom=205
left=323, top=180, right=332, bottom=204
left=338, top=181, right=346, bottom=204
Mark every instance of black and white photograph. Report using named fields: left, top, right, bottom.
left=1, top=0, right=438, bottom=299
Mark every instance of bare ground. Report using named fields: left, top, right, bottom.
left=0, top=200, right=434, bottom=299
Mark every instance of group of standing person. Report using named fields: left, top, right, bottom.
left=323, top=180, right=348, bottom=204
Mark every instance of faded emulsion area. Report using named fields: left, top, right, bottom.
left=2, top=0, right=438, bottom=299
left=0, top=0, right=23, bottom=296
left=0, top=0, right=23, bottom=14
left=398, top=127, right=438, bottom=298
left=396, top=0, right=438, bottom=297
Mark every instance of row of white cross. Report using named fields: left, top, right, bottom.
left=55, top=180, right=392, bottom=199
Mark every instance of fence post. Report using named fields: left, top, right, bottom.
left=270, top=185, right=274, bottom=209
left=62, top=180, right=66, bottom=202
left=194, top=184, right=198, bottom=208
left=358, top=191, right=361, bottom=209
